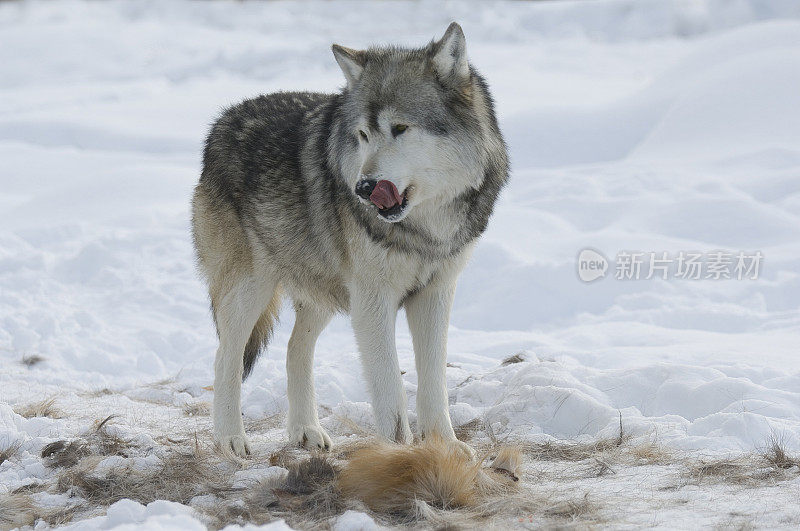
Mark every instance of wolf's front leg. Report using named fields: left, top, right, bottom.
left=350, top=286, right=412, bottom=444
left=405, top=278, right=472, bottom=455
left=286, top=303, right=333, bottom=450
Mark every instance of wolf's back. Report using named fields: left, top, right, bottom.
left=200, top=91, right=334, bottom=208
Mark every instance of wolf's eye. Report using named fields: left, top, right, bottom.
left=391, top=124, right=408, bottom=137
left=358, top=130, right=368, bottom=142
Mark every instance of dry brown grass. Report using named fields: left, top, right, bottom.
left=628, top=439, right=673, bottom=465
left=266, top=444, right=300, bottom=468
left=586, top=456, right=617, bottom=477
left=244, top=412, right=284, bottom=432
left=511, top=415, right=672, bottom=471
left=454, top=418, right=484, bottom=442
left=501, top=353, right=527, bottom=365
left=514, top=413, right=629, bottom=462
left=30, top=399, right=794, bottom=530
left=318, top=405, right=372, bottom=439
left=687, top=457, right=779, bottom=488
left=0, top=441, right=21, bottom=466
left=521, top=435, right=626, bottom=462
left=0, top=493, right=36, bottom=529
left=57, top=448, right=230, bottom=507
left=543, top=492, right=601, bottom=522
left=12, top=413, right=331, bottom=529
left=25, top=417, right=800, bottom=530
left=691, top=458, right=748, bottom=481
left=38, top=505, right=85, bottom=528
left=763, top=439, right=800, bottom=470
left=16, top=397, right=64, bottom=419
left=2, top=415, right=235, bottom=528
left=42, top=416, right=134, bottom=469
left=35, top=401, right=800, bottom=529
left=37, top=418, right=227, bottom=522
left=8, top=397, right=800, bottom=531
left=688, top=442, right=800, bottom=487
left=182, top=401, right=211, bottom=417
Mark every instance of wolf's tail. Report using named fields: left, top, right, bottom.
left=242, top=287, right=282, bottom=380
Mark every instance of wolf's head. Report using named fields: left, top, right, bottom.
left=331, top=23, right=502, bottom=223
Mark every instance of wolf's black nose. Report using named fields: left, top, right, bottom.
left=355, top=179, right=377, bottom=201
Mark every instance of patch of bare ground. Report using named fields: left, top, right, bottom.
left=6, top=402, right=800, bottom=529
left=3, top=408, right=531, bottom=529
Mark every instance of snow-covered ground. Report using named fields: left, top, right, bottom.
left=2, top=0, right=800, bottom=528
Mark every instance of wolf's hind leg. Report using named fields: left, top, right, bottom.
left=286, top=302, right=333, bottom=450
left=212, top=275, right=276, bottom=458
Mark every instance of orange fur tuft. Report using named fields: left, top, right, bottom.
left=338, top=438, right=521, bottom=512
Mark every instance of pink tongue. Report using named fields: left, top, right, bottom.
left=370, top=180, right=403, bottom=209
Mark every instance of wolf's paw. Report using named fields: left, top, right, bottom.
left=289, top=423, right=332, bottom=451
left=215, top=432, right=251, bottom=459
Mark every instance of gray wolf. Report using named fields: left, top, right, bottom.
left=192, top=22, right=508, bottom=458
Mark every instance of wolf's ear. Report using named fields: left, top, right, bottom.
left=432, top=22, right=469, bottom=83
left=332, top=44, right=366, bottom=89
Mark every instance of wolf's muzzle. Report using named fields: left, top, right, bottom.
left=355, top=179, right=377, bottom=201
left=356, top=178, right=409, bottom=222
